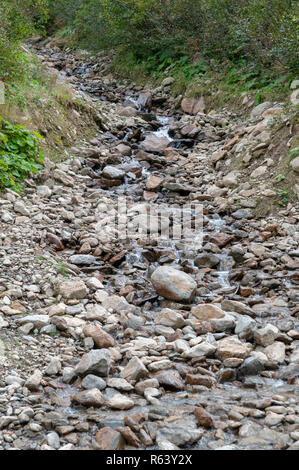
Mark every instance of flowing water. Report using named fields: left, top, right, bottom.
left=20, top=43, right=298, bottom=450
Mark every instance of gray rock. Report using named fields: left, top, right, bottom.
left=18, top=315, right=49, bottom=329
left=135, top=378, right=160, bottom=394
left=102, top=166, right=125, bottom=180
left=161, top=77, right=175, bottom=87
left=163, top=182, right=192, bottom=194
left=254, top=324, right=278, bottom=347
left=154, top=308, right=185, bottom=329
left=232, top=209, right=253, bottom=219
left=62, top=367, right=76, bottom=384
left=69, top=255, right=96, bottom=265
left=194, top=253, right=220, bottom=268
left=157, top=424, right=202, bottom=446
left=182, top=341, right=216, bottom=359
left=72, top=388, right=105, bottom=407
left=46, top=431, right=60, bottom=449
left=235, top=315, right=256, bottom=339
left=37, top=185, right=52, bottom=197
left=138, top=92, right=152, bottom=108
left=210, top=313, right=235, bottom=332
left=106, top=393, right=134, bottom=410
left=106, top=378, right=134, bottom=392
left=81, top=374, right=107, bottom=391
left=14, top=200, right=30, bottom=216
left=44, top=357, right=62, bottom=376
left=250, top=102, right=272, bottom=119
left=75, top=349, right=111, bottom=377
left=290, top=157, right=299, bottom=173
left=239, top=357, right=264, bottom=377
left=121, top=357, right=148, bottom=382
left=154, top=370, right=185, bottom=391
left=57, top=280, right=88, bottom=300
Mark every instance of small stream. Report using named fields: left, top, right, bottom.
left=25, top=50, right=298, bottom=449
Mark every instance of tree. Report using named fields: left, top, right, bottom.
left=0, top=0, right=48, bottom=80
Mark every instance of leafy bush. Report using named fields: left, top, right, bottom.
left=0, top=0, right=48, bottom=80
left=0, top=118, right=44, bottom=191
left=47, top=0, right=299, bottom=75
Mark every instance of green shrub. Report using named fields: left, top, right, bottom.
left=47, top=0, right=299, bottom=76
left=0, top=118, right=44, bottom=191
left=0, top=0, right=48, bottom=80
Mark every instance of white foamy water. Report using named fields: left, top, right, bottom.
left=124, top=95, right=140, bottom=110
left=153, top=115, right=173, bottom=141
left=153, top=127, right=172, bottom=140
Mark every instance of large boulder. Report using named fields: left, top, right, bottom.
left=151, top=266, right=197, bottom=302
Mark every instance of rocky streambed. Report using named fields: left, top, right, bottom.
left=0, top=40, right=298, bottom=451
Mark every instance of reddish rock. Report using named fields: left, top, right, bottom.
left=109, top=250, right=127, bottom=266
left=83, top=324, right=115, bottom=349
left=186, top=374, right=215, bottom=388
left=146, top=175, right=164, bottom=191
left=216, top=337, right=251, bottom=360
left=143, top=191, right=159, bottom=202
left=210, top=150, right=227, bottom=164
left=100, top=177, right=123, bottom=188
left=117, top=426, right=141, bottom=447
left=191, top=304, right=225, bottom=321
left=194, top=407, right=214, bottom=428
left=193, top=321, right=213, bottom=334
left=217, top=368, right=236, bottom=383
left=224, top=135, right=239, bottom=150
left=260, top=231, right=272, bottom=241
left=46, top=233, right=64, bottom=251
left=96, top=427, right=124, bottom=450
left=209, top=232, right=234, bottom=247
left=239, top=287, right=254, bottom=297
left=124, top=413, right=146, bottom=432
